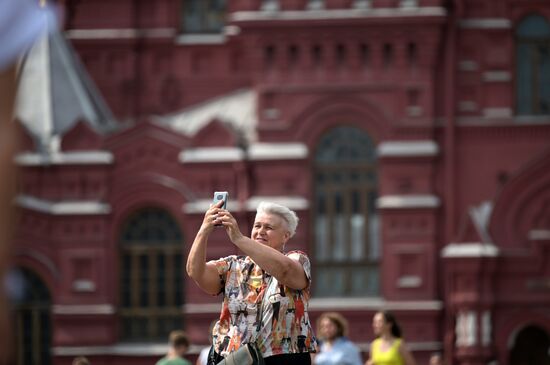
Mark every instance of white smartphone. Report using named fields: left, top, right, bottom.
left=212, top=192, right=228, bottom=226
left=212, top=191, right=228, bottom=209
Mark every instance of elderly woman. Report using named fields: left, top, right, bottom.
left=186, top=200, right=318, bottom=365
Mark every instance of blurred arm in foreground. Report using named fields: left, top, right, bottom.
left=0, top=0, right=56, bottom=361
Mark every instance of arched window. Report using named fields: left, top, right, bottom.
left=119, top=208, right=184, bottom=341
left=313, top=126, right=380, bottom=297
left=516, top=14, right=550, bottom=115
left=12, top=268, right=52, bottom=365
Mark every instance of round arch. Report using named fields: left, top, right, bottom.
left=13, top=248, right=59, bottom=296
left=490, top=148, right=550, bottom=247
left=495, top=311, right=550, bottom=365
left=292, top=95, right=392, bottom=151
left=509, top=325, right=550, bottom=365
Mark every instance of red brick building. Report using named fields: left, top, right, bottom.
left=11, top=1, right=550, bottom=365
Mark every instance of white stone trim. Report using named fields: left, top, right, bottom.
left=459, top=60, right=478, bottom=71
left=183, top=199, right=240, bottom=214
left=377, top=195, right=440, bottom=209
left=183, top=196, right=309, bottom=214
left=245, top=196, right=309, bottom=211
left=184, top=302, right=221, bottom=314
left=72, top=279, right=96, bottom=293
left=458, top=101, right=478, bottom=112
left=16, top=195, right=111, bottom=215
left=179, top=147, right=245, bottom=163
left=483, top=107, right=512, bottom=119
left=529, top=229, right=550, bottom=240
left=185, top=299, right=443, bottom=314
left=66, top=28, right=176, bottom=39
left=442, top=243, right=499, bottom=258
left=231, top=6, right=446, bottom=22
left=483, top=71, right=511, bottom=82
left=377, top=140, right=438, bottom=157
left=397, top=275, right=422, bottom=288
left=52, top=343, right=169, bottom=356
left=456, top=310, right=477, bottom=347
left=459, top=18, right=512, bottom=29
left=175, top=33, right=226, bottom=45
left=248, top=143, right=308, bottom=160
left=52, top=304, right=115, bottom=315
left=15, top=151, right=114, bottom=165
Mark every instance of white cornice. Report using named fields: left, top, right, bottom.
left=66, top=28, right=176, bottom=40
left=182, top=199, right=241, bottom=214
left=52, top=343, right=169, bottom=356
left=377, top=195, right=440, bottom=209
left=459, top=18, right=511, bottom=29
left=230, top=6, right=447, bottom=22
left=442, top=243, right=500, bottom=258
left=52, top=304, right=115, bottom=315
left=245, top=196, right=309, bottom=210
left=309, top=298, right=443, bottom=310
left=529, top=230, right=550, bottom=241
left=16, top=195, right=111, bottom=215
left=184, top=299, right=443, bottom=314
left=15, top=151, right=113, bottom=166
left=248, top=143, right=308, bottom=160
left=179, top=147, right=245, bottom=163
left=483, top=107, right=512, bottom=119
left=183, top=196, right=309, bottom=214
left=175, top=34, right=226, bottom=45
left=377, top=140, right=439, bottom=157
left=483, top=71, right=511, bottom=83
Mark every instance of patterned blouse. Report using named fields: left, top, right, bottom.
left=210, top=251, right=318, bottom=358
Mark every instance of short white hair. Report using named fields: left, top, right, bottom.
left=256, top=201, right=299, bottom=237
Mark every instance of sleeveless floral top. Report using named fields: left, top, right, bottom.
left=210, top=251, right=318, bottom=358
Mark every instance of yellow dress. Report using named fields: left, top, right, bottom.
left=371, top=338, right=404, bottom=365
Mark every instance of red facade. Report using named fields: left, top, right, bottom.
left=12, top=1, right=550, bottom=365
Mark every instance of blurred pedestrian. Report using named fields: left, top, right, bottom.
left=195, top=320, right=216, bottom=365
left=314, top=312, right=362, bottom=365
left=156, top=330, right=192, bottom=365
left=365, top=311, right=416, bottom=365
left=428, top=353, right=443, bottom=365
left=72, top=356, right=90, bottom=365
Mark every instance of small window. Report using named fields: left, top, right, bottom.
left=383, top=43, right=393, bottom=69
left=182, top=0, right=226, bottom=34
left=312, top=44, right=323, bottom=68
left=516, top=14, right=550, bottom=115
left=360, top=43, right=370, bottom=68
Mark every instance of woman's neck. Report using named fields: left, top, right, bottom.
left=380, top=333, right=394, bottom=342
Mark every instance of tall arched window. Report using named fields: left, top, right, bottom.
left=516, top=14, right=550, bottom=115
left=313, top=126, right=380, bottom=297
left=119, top=208, right=184, bottom=341
left=12, top=268, right=52, bottom=365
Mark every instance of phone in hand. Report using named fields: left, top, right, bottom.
left=212, top=192, right=228, bottom=226
left=212, top=191, right=228, bottom=209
